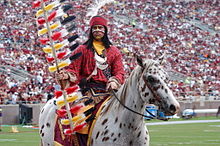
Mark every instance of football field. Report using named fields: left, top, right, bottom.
left=0, top=117, right=219, bottom=146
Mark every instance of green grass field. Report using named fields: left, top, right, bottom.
left=0, top=125, right=40, bottom=146
left=0, top=117, right=219, bottom=146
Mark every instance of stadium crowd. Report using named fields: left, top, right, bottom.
left=0, top=0, right=219, bottom=104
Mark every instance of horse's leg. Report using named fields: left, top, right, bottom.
left=39, top=99, right=57, bottom=145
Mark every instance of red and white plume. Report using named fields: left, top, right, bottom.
left=86, top=0, right=115, bottom=18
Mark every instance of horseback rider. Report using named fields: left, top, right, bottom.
left=55, top=16, right=125, bottom=146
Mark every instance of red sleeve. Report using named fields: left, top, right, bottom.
left=109, top=46, right=125, bottom=84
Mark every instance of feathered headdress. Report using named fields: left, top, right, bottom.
left=86, top=0, right=115, bottom=18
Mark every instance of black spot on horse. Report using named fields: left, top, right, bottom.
left=53, top=100, right=57, bottom=105
left=129, top=140, right=133, bottom=145
left=144, top=92, right=149, bottom=97
left=101, top=119, right=108, bottom=125
left=105, top=137, right=109, bottom=141
left=146, top=130, right=148, bottom=134
left=114, top=117, right=118, bottom=123
left=40, top=129, right=42, bottom=134
left=42, top=133, right=44, bottom=137
left=113, top=138, right=117, bottom=142
left=128, top=125, right=131, bottom=129
left=102, top=137, right=109, bottom=141
left=96, top=131, right=100, bottom=139
left=46, top=123, right=50, bottom=127
left=118, top=133, right=121, bottom=137
left=104, top=129, right=109, bottom=135
left=165, top=89, right=168, bottom=93
left=145, top=137, right=148, bottom=140
left=111, top=133, right=114, bottom=137
left=105, top=126, right=108, bottom=129
left=134, top=104, right=137, bottom=109
left=137, top=131, right=141, bottom=137
left=123, top=123, right=126, bottom=127
left=119, top=123, right=122, bottom=128
left=128, top=123, right=131, bottom=129
left=48, top=143, right=50, bottom=146
left=41, top=125, right=44, bottom=130
left=41, top=108, right=44, bottom=114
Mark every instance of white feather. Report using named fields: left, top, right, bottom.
left=86, top=0, right=115, bottom=18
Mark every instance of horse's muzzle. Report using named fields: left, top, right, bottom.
left=167, top=104, right=180, bottom=115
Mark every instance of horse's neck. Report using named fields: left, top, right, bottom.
left=113, top=67, right=145, bottom=123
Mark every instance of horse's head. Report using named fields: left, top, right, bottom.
left=136, top=56, right=180, bottom=116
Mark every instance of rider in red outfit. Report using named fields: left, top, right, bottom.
left=54, top=16, right=125, bottom=146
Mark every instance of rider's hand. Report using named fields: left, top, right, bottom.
left=55, top=70, right=69, bottom=81
left=106, top=81, right=118, bottom=91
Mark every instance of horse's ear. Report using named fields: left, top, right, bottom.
left=158, top=52, right=166, bottom=65
left=136, top=55, right=144, bottom=68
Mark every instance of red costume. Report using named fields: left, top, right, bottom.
left=54, top=16, right=125, bottom=146
left=66, top=44, right=125, bottom=86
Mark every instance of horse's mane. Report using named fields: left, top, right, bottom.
left=118, top=59, right=155, bottom=105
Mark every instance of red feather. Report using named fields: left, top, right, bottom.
left=51, top=32, right=61, bottom=41
left=65, top=86, right=79, bottom=94
left=46, top=57, right=54, bottom=63
left=57, top=52, right=67, bottom=59
left=54, top=91, right=63, bottom=98
left=70, top=105, right=83, bottom=114
left=73, top=123, right=87, bottom=131
left=32, top=1, right=41, bottom=8
left=56, top=109, right=67, bottom=117
left=48, top=11, right=56, bottom=22
left=64, top=129, right=73, bottom=135
left=37, top=18, right=46, bottom=25
left=39, top=38, right=49, bottom=45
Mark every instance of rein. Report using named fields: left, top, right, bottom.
left=111, top=90, right=157, bottom=119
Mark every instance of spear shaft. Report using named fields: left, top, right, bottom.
left=40, top=0, right=74, bottom=132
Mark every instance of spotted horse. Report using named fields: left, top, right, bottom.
left=88, top=57, right=180, bottom=146
left=39, top=56, right=180, bottom=146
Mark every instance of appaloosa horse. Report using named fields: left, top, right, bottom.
left=88, top=57, right=180, bottom=146
left=39, top=57, right=180, bottom=146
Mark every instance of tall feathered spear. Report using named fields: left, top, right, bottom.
left=33, top=0, right=94, bottom=135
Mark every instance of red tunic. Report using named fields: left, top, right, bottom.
left=66, top=45, right=125, bottom=85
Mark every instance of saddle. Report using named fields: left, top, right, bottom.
left=76, top=87, right=111, bottom=134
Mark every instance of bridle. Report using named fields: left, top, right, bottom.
left=111, top=64, right=169, bottom=120
left=111, top=90, right=157, bottom=119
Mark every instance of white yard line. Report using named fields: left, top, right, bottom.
left=146, top=119, right=220, bottom=126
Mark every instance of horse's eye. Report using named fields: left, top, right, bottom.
left=147, top=76, right=155, bottom=83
